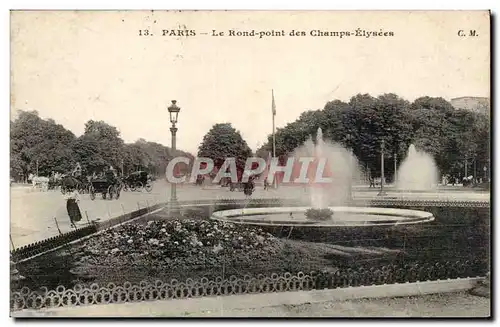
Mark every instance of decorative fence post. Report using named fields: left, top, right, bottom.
left=10, top=235, right=16, bottom=251
left=85, top=211, right=91, bottom=225
left=54, top=217, right=62, bottom=235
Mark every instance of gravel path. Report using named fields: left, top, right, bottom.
left=182, top=291, right=490, bottom=317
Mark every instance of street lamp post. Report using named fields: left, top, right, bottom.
left=473, top=158, right=477, bottom=182
left=345, top=134, right=354, bottom=201
left=378, top=139, right=387, bottom=196
left=394, top=152, right=397, bottom=185
left=168, top=100, right=181, bottom=203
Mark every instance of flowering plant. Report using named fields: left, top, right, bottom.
left=76, top=219, right=277, bottom=270
left=305, top=208, right=334, bottom=221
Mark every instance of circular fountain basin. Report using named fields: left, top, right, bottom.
left=211, top=206, right=435, bottom=227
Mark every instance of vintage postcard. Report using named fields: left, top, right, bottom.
left=10, top=10, right=490, bottom=317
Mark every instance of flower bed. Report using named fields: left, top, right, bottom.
left=12, top=202, right=490, bottom=293
left=78, top=219, right=275, bottom=263
left=69, top=219, right=345, bottom=284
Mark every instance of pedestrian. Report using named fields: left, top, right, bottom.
left=65, top=186, right=82, bottom=228
left=264, top=177, right=269, bottom=190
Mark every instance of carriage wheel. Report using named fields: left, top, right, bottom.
left=108, top=185, right=115, bottom=200
left=145, top=183, right=153, bottom=193
left=130, top=184, right=137, bottom=192
left=136, top=182, right=143, bottom=191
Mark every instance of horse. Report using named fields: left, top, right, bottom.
left=28, top=173, right=49, bottom=191
left=48, top=172, right=64, bottom=190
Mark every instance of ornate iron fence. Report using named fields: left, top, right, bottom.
left=367, top=199, right=490, bottom=208
left=10, top=224, right=98, bottom=262
left=174, top=198, right=489, bottom=208
left=10, top=259, right=488, bottom=311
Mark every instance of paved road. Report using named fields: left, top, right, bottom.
left=10, top=181, right=489, bottom=250
left=10, top=182, right=167, bottom=250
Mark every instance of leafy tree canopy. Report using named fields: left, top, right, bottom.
left=197, top=123, right=253, bottom=171
left=10, top=112, right=193, bottom=180
left=257, top=94, right=489, bottom=179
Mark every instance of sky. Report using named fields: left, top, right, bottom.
left=10, top=11, right=490, bottom=154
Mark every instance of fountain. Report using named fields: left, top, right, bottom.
left=292, top=128, right=360, bottom=209
left=211, top=129, right=435, bottom=228
left=397, top=144, right=438, bottom=191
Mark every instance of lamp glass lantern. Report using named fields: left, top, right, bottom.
left=168, top=100, right=181, bottom=124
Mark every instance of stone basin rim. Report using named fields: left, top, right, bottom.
left=211, top=206, right=435, bottom=227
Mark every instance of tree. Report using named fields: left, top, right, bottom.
left=73, top=120, right=125, bottom=174
left=72, top=136, right=107, bottom=174
left=441, top=109, right=490, bottom=178
left=10, top=111, right=194, bottom=180
left=321, top=100, right=350, bottom=142
left=342, top=93, right=412, bottom=177
left=259, top=109, right=325, bottom=159
left=10, top=110, right=76, bottom=178
left=408, top=97, right=458, bottom=176
left=473, top=112, right=490, bottom=179
left=122, top=139, right=194, bottom=177
left=197, top=123, right=253, bottom=175
left=256, top=93, right=489, bottom=181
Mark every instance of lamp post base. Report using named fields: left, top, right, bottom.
left=168, top=199, right=179, bottom=217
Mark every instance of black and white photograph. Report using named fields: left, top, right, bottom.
left=9, top=10, right=491, bottom=317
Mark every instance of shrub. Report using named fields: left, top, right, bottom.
left=305, top=208, right=334, bottom=221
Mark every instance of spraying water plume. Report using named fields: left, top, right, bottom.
left=397, top=144, right=438, bottom=190
left=292, top=128, right=361, bottom=208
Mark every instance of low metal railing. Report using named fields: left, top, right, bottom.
left=10, top=259, right=488, bottom=311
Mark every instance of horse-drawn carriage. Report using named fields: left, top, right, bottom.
left=89, top=177, right=121, bottom=200
left=60, top=175, right=90, bottom=194
left=123, top=171, right=153, bottom=192
left=48, top=176, right=60, bottom=190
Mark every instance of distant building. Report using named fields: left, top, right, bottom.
left=450, top=97, right=490, bottom=115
